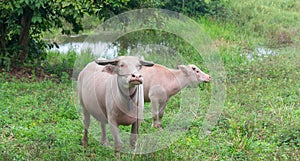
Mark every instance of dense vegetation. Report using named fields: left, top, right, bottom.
left=0, top=0, right=225, bottom=69
left=1, top=0, right=300, bottom=160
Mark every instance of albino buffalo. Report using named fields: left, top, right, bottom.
left=78, top=56, right=154, bottom=157
left=140, top=64, right=211, bottom=130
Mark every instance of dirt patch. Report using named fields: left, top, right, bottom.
left=1, top=66, right=72, bottom=82
left=269, top=29, right=296, bottom=47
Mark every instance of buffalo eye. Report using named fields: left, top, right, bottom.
left=137, top=64, right=142, bottom=70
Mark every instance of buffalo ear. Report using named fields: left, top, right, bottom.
left=178, top=65, right=189, bottom=74
left=95, top=58, right=119, bottom=66
left=102, top=64, right=116, bottom=74
left=140, top=60, right=154, bottom=67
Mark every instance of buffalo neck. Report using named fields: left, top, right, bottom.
left=114, top=75, right=138, bottom=112
left=169, top=69, right=193, bottom=93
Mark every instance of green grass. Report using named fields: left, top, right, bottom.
left=1, top=47, right=299, bottom=160
left=223, top=0, right=300, bottom=47
left=1, top=50, right=299, bottom=160
left=1, top=1, right=300, bottom=160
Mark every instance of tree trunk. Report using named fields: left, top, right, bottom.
left=18, top=7, right=33, bottom=63
left=0, top=19, right=7, bottom=53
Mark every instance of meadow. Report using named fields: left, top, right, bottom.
left=1, top=1, right=300, bottom=160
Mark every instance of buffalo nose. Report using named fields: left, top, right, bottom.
left=131, top=73, right=142, bottom=78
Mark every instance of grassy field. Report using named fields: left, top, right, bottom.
left=1, top=1, right=300, bottom=160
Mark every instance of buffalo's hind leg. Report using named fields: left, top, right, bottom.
left=157, top=101, right=168, bottom=130
left=151, top=99, right=167, bottom=131
left=149, top=86, right=167, bottom=130
left=82, top=107, right=90, bottom=147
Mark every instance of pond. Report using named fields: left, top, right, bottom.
left=48, top=34, right=118, bottom=58
left=49, top=36, right=184, bottom=67
left=50, top=41, right=119, bottom=58
left=50, top=35, right=278, bottom=63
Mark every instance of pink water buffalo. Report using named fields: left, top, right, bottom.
left=140, top=64, right=211, bottom=130
left=78, top=56, right=154, bottom=157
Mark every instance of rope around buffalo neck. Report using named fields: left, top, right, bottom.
left=116, top=76, right=140, bottom=136
left=116, top=76, right=140, bottom=112
left=137, top=85, right=139, bottom=135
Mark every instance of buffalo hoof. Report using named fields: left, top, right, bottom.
left=101, top=141, right=110, bottom=146
left=152, top=123, right=163, bottom=131
left=81, top=140, right=87, bottom=147
left=115, top=151, right=121, bottom=160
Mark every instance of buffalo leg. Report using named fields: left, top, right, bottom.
left=151, top=99, right=167, bottom=130
left=149, top=87, right=167, bottom=130
left=151, top=100, right=160, bottom=128
left=130, top=121, right=140, bottom=147
left=157, top=101, right=168, bottom=130
left=109, top=122, right=122, bottom=158
left=82, top=108, right=90, bottom=147
left=100, top=122, right=109, bottom=146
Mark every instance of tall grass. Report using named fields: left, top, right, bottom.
left=224, top=0, right=300, bottom=47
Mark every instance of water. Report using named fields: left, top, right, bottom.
left=52, top=43, right=277, bottom=62
left=50, top=35, right=278, bottom=62
left=49, top=40, right=178, bottom=60
left=50, top=41, right=119, bottom=58
left=245, top=47, right=277, bottom=61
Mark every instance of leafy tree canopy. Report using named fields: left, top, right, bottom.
left=0, top=0, right=132, bottom=69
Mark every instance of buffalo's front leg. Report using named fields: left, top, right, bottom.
left=82, top=129, right=88, bottom=147
left=100, top=123, right=110, bottom=146
left=130, top=120, right=140, bottom=147
left=109, top=122, right=122, bottom=158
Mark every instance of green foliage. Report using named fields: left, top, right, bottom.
left=0, top=0, right=230, bottom=69
left=0, top=0, right=143, bottom=69
left=220, top=0, right=300, bottom=47
left=117, top=29, right=203, bottom=67
left=44, top=50, right=76, bottom=78
left=162, top=0, right=229, bottom=17
left=1, top=45, right=299, bottom=160
left=1, top=0, right=300, bottom=160
left=0, top=0, right=92, bottom=69
left=0, top=77, right=80, bottom=160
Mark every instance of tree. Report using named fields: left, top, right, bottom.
left=0, top=0, right=227, bottom=70
left=0, top=0, right=131, bottom=69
